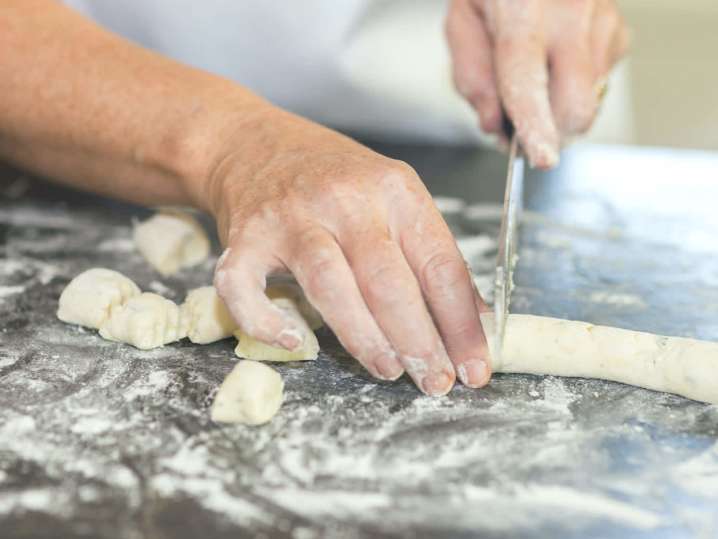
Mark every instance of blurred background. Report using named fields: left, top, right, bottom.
left=614, top=0, right=718, bottom=150
left=62, top=0, right=717, bottom=151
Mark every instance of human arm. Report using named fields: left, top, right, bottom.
left=0, top=0, right=491, bottom=395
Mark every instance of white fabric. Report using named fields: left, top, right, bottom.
left=62, top=0, right=487, bottom=145
left=61, top=1, right=633, bottom=145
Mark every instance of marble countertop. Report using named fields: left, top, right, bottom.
left=1, top=143, right=717, bottom=538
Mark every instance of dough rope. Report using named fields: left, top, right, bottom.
left=481, top=313, right=718, bottom=404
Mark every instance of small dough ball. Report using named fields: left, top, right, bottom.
left=267, top=282, right=323, bottom=330
left=211, top=360, right=284, bottom=425
left=133, top=210, right=210, bottom=276
left=99, top=292, right=188, bottom=350
left=234, top=298, right=319, bottom=361
left=181, top=286, right=236, bottom=344
left=57, top=268, right=141, bottom=329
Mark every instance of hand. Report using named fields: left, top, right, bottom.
left=206, top=106, right=492, bottom=395
left=446, top=0, right=629, bottom=168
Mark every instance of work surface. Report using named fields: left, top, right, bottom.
left=1, top=144, right=717, bottom=538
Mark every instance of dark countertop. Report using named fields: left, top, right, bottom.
left=1, top=143, right=717, bottom=539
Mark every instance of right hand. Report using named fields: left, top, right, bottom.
left=203, top=106, right=492, bottom=396
left=446, top=0, right=629, bottom=168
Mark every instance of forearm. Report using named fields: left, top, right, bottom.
left=0, top=0, right=267, bottom=208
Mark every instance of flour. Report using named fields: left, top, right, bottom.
left=97, top=237, right=135, bottom=252
left=510, top=485, right=662, bottom=529
left=3, top=185, right=718, bottom=537
left=589, top=290, right=646, bottom=308
left=456, top=234, right=496, bottom=262
left=148, top=280, right=175, bottom=297
left=432, top=196, right=465, bottom=214
left=463, top=203, right=504, bottom=222
left=0, top=285, right=25, bottom=298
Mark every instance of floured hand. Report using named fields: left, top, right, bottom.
left=446, top=0, right=629, bottom=168
left=202, top=107, right=492, bottom=396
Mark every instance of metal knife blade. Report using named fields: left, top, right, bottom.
left=494, top=132, right=524, bottom=361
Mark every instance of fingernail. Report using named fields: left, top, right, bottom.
left=376, top=358, right=404, bottom=381
left=456, top=359, right=491, bottom=388
left=276, top=329, right=303, bottom=351
left=421, top=371, right=454, bottom=396
left=530, top=143, right=560, bottom=170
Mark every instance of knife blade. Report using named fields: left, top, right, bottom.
left=493, top=130, right=524, bottom=361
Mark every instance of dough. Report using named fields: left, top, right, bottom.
left=481, top=313, right=718, bottom=404
left=266, top=282, right=323, bottom=330
left=99, top=292, right=188, bottom=350
left=211, top=360, right=284, bottom=425
left=181, top=286, right=236, bottom=344
left=234, top=297, right=319, bottom=361
left=57, top=268, right=140, bottom=329
left=133, top=210, right=210, bottom=276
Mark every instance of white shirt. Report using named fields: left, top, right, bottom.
left=63, top=0, right=487, bottom=145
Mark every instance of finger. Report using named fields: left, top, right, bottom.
left=285, top=227, right=404, bottom=381
left=548, top=6, right=598, bottom=136
left=343, top=229, right=456, bottom=396
left=445, top=0, right=503, bottom=134
left=401, top=206, right=492, bottom=388
left=214, top=247, right=306, bottom=351
left=491, top=1, right=560, bottom=168
left=591, top=3, right=630, bottom=78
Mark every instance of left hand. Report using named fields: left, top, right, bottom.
left=445, top=0, right=630, bottom=168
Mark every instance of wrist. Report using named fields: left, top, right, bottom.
left=145, top=79, right=276, bottom=214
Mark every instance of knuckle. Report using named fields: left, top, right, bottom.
left=385, top=159, right=417, bottom=182
left=566, top=96, right=597, bottom=134
left=304, top=255, right=339, bottom=293
left=378, top=160, right=420, bottom=194
left=362, top=260, right=406, bottom=306
left=421, top=252, right=467, bottom=296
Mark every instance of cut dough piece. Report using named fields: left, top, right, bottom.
left=266, top=282, right=323, bottom=330
left=234, top=298, right=319, bottom=361
left=99, top=292, right=188, bottom=350
left=211, top=360, right=284, bottom=425
left=57, top=268, right=140, bottom=329
left=481, top=313, right=718, bottom=404
left=133, top=210, right=210, bottom=276
left=181, top=286, right=236, bottom=344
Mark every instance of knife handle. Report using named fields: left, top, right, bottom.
left=501, top=110, right=515, bottom=140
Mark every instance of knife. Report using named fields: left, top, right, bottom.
left=493, top=122, right=524, bottom=361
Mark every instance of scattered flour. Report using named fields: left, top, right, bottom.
left=0, top=285, right=25, bottom=298
left=432, top=196, right=466, bottom=214
left=456, top=235, right=496, bottom=262
left=97, top=237, right=135, bottom=252
left=589, top=291, right=647, bottom=308
left=148, top=280, right=174, bottom=297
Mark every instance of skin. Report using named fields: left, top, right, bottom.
left=446, top=0, right=629, bottom=167
left=0, top=0, right=627, bottom=395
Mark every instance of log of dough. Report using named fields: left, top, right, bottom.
left=234, top=297, right=319, bottom=361
left=57, top=268, right=140, bottom=329
left=181, top=286, right=235, bottom=344
left=99, top=292, right=188, bottom=350
left=480, top=313, right=718, bottom=404
left=133, top=210, right=210, bottom=276
left=211, top=360, right=284, bottom=425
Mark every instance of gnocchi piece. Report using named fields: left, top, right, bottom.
left=211, top=360, right=284, bottom=425
left=234, top=297, right=319, bottom=361
left=99, top=292, right=188, bottom=350
left=181, top=286, right=236, bottom=344
left=133, top=210, right=210, bottom=276
left=57, top=268, right=140, bottom=329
